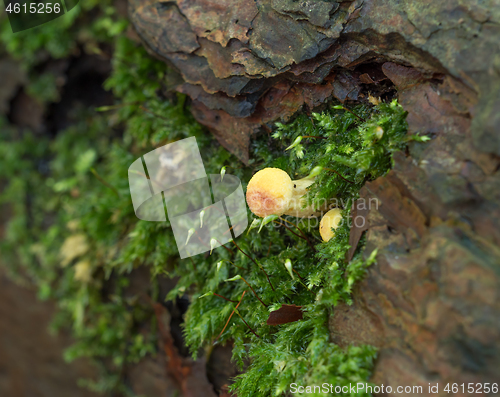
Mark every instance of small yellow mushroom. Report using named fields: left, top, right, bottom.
left=246, top=168, right=292, bottom=217
left=319, top=208, right=343, bottom=242
left=246, top=168, right=320, bottom=218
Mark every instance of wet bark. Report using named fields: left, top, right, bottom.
left=128, top=0, right=500, bottom=394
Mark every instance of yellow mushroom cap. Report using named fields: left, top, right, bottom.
left=246, top=168, right=293, bottom=217
left=319, top=208, right=343, bottom=242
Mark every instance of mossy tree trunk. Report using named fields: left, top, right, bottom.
left=129, top=0, right=500, bottom=394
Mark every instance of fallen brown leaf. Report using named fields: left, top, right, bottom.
left=267, top=304, right=303, bottom=326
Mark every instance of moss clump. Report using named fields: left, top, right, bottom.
left=1, top=5, right=415, bottom=395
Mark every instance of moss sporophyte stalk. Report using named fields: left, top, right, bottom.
left=1, top=9, right=416, bottom=393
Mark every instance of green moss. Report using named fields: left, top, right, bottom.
left=0, top=6, right=414, bottom=396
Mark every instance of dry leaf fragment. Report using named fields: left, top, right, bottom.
left=267, top=304, right=303, bottom=325
left=60, top=234, right=89, bottom=267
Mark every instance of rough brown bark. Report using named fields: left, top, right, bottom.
left=129, top=0, right=500, bottom=393
left=0, top=270, right=99, bottom=397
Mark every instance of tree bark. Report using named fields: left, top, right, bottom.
left=129, top=0, right=500, bottom=393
